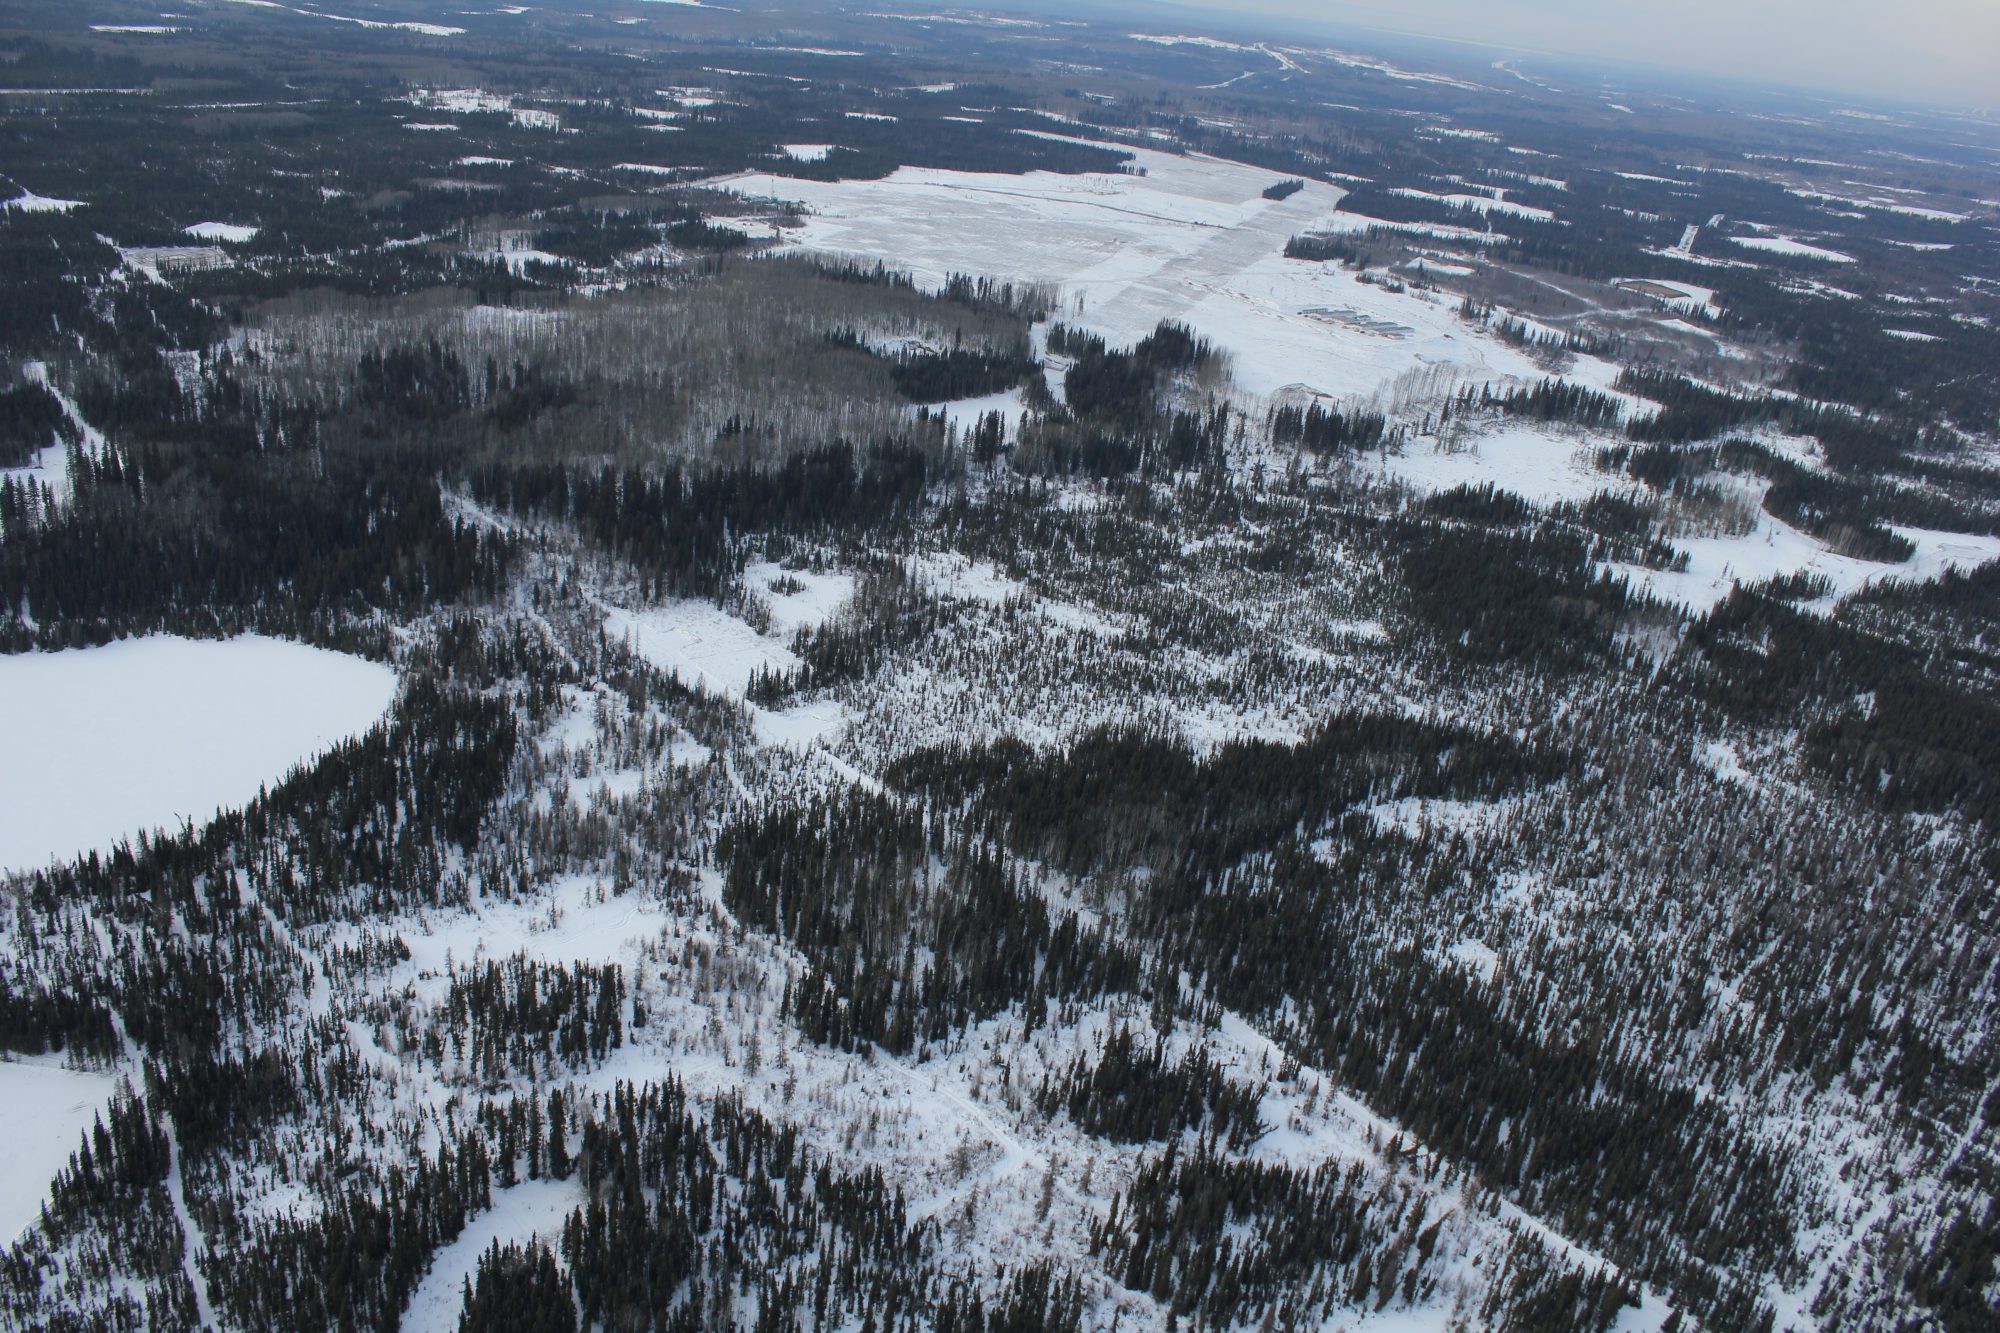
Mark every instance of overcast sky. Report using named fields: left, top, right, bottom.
left=1157, top=0, right=1999, bottom=108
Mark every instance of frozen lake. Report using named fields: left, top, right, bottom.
left=0, top=635, right=397, bottom=876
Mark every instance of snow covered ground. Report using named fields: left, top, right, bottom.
left=2, top=191, right=84, bottom=213
left=601, top=561, right=852, bottom=700
left=402, top=1178, right=579, bottom=1333
left=1610, top=485, right=2000, bottom=615
left=1369, top=421, right=1612, bottom=506
left=0, top=636, right=397, bottom=876
left=183, top=221, right=258, bottom=243
left=0, top=1059, right=122, bottom=1241
left=715, top=137, right=1560, bottom=403
left=1731, top=235, right=1856, bottom=263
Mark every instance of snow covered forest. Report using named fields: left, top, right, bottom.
left=2, top=2, right=1999, bottom=1330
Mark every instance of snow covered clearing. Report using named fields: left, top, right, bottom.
left=1404, top=257, right=1477, bottom=277
left=1129, top=34, right=1254, bottom=52
left=1444, top=938, right=1501, bottom=984
left=1, top=191, right=83, bottom=213
left=907, top=550, right=1120, bottom=639
left=183, top=221, right=258, bottom=243
left=350, top=835, right=1525, bottom=1332
left=930, top=384, right=1029, bottom=438
left=715, top=138, right=1569, bottom=405
left=599, top=562, right=856, bottom=751
left=0, top=636, right=397, bottom=877
left=1362, top=796, right=1515, bottom=843
left=215, top=0, right=464, bottom=34
left=1386, top=187, right=1555, bottom=221
left=602, top=565, right=850, bottom=701
left=403, top=87, right=507, bottom=114
left=1367, top=421, right=1617, bottom=507
left=1306, top=48, right=1486, bottom=90
left=776, top=142, right=836, bottom=161
left=403, top=1179, right=580, bottom=1333
left=1701, top=740, right=1754, bottom=786
left=1611, top=486, right=2000, bottom=616
left=0, top=1060, right=122, bottom=1241
left=0, top=363, right=110, bottom=514
left=1730, top=235, right=1856, bottom=263
left=1788, top=188, right=1968, bottom=224
left=1614, top=277, right=1720, bottom=318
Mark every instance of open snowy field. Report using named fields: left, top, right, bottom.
left=601, top=560, right=853, bottom=700
left=717, top=136, right=1560, bottom=403
left=0, top=636, right=397, bottom=876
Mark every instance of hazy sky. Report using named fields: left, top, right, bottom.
left=1161, top=0, right=2000, bottom=108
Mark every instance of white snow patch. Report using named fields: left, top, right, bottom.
left=1, top=191, right=84, bottom=213
left=1443, top=939, right=1500, bottom=984
left=1129, top=33, right=1253, bottom=51
left=1701, top=740, right=1753, bottom=786
left=1730, top=235, right=1855, bottom=263
left=1386, top=187, right=1554, bottom=221
left=777, top=143, right=836, bottom=162
left=714, top=135, right=1579, bottom=405
left=605, top=600, right=797, bottom=699
left=1368, top=420, right=1612, bottom=507
left=930, top=385, right=1029, bottom=439
left=183, top=221, right=258, bottom=242
left=1362, top=796, right=1508, bottom=841
left=748, top=560, right=856, bottom=638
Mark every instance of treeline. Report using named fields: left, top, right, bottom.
left=751, top=563, right=945, bottom=702
left=1617, top=435, right=1987, bottom=562
left=0, top=359, right=514, bottom=652
left=1094, top=1146, right=1636, bottom=1332
left=1681, top=587, right=2000, bottom=827
left=1334, top=186, right=1514, bottom=233
left=446, top=1078, right=1090, bottom=1333
left=1037, top=1024, right=1263, bottom=1148
left=1268, top=400, right=1387, bottom=454
left=883, top=716, right=1566, bottom=884
left=1049, top=320, right=1216, bottom=431
left=1618, top=366, right=1915, bottom=473
left=468, top=440, right=930, bottom=603
left=442, top=955, right=626, bottom=1079
left=1284, top=233, right=1368, bottom=265
left=1395, top=522, right=1632, bottom=667
left=1013, top=402, right=1235, bottom=480
left=0, top=380, right=72, bottom=468
left=1459, top=300, right=1614, bottom=360
left=0, top=1088, right=203, bottom=1329
left=0, top=973, right=120, bottom=1064
left=1459, top=377, right=1622, bottom=431
left=721, top=791, right=1140, bottom=1054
